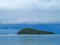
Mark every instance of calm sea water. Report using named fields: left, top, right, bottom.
left=0, top=24, right=60, bottom=34
left=0, top=34, right=60, bottom=45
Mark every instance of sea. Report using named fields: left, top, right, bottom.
left=0, top=24, right=60, bottom=45
left=0, top=24, right=60, bottom=34
left=0, top=34, right=60, bottom=45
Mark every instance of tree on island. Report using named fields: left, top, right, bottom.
left=17, top=28, right=55, bottom=34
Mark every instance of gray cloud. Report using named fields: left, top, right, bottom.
left=0, top=0, right=60, bottom=24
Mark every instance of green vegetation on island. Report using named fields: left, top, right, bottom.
left=17, top=28, right=55, bottom=34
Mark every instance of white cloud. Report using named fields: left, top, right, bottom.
left=0, top=0, right=32, bottom=10
left=0, top=0, right=60, bottom=24
left=32, top=0, right=60, bottom=10
left=0, top=0, right=60, bottom=10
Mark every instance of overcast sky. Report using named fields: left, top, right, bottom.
left=0, top=0, right=60, bottom=24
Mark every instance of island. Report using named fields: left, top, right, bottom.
left=17, top=28, right=55, bottom=34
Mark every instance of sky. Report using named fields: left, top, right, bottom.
left=0, top=0, right=60, bottom=24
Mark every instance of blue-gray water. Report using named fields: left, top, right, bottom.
left=0, top=35, right=60, bottom=45
left=0, top=24, right=60, bottom=34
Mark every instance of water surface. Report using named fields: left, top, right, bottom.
left=0, top=34, right=60, bottom=45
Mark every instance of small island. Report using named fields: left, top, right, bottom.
left=17, top=28, right=55, bottom=34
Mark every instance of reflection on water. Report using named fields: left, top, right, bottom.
left=0, top=34, right=60, bottom=45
